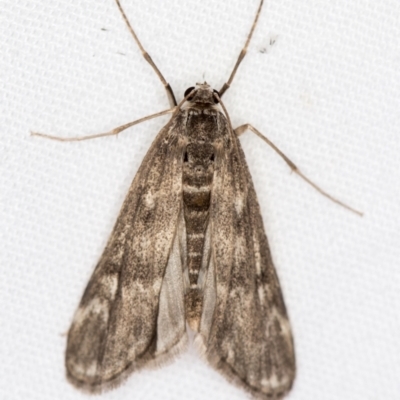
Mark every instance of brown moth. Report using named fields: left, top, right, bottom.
left=33, top=0, right=361, bottom=398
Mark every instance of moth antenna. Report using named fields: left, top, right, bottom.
left=235, top=124, right=364, bottom=217
left=114, top=0, right=177, bottom=107
left=219, top=0, right=264, bottom=97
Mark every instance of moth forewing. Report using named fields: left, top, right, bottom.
left=66, top=119, right=188, bottom=391
left=200, top=124, right=295, bottom=398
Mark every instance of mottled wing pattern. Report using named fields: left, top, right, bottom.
left=200, top=128, right=295, bottom=399
left=66, top=114, right=188, bottom=392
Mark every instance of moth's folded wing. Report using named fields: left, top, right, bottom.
left=66, top=121, right=187, bottom=392
left=201, top=134, right=295, bottom=399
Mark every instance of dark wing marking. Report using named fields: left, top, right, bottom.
left=66, top=113, right=188, bottom=392
left=199, top=125, right=295, bottom=399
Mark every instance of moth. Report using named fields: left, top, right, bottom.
left=33, top=0, right=361, bottom=398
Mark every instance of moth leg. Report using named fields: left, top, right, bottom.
left=31, top=108, right=176, bottom=142
left=219, top=0, right=264, bottom=97
left=114, top=0, right=177, bottom=108
left=235, top=124, right=363, bottom=216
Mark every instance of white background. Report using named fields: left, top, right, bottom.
left=1, top=0, right=400, bottom=399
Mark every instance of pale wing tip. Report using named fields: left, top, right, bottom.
left=195, top=333, right=295, bottom=399
left=66, top=368, right=103, bottom=395
left=66, top=366, right=136, bottom=395
left=66, top=334, right=189, bottom=394
left=204, top=352, right=295, bottom=400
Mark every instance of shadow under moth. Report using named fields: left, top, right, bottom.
left=33, top=0, right=361, bottom=398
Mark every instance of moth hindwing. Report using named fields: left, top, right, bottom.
left=64, top=0, right=296, bottom=399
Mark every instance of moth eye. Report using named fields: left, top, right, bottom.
left=184, top=87, right=195, bottom=100
left=210, top=153, right=215, bottom=162
left=183, top=152, right=189, bottom=162
left=212, top=89, right=220, bottom=104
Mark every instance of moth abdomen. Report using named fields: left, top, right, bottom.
left=184, top=289, right=203, bottom=331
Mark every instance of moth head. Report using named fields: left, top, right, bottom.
left=183, top=83, right=220, bottom=105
